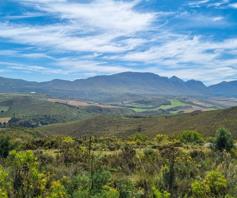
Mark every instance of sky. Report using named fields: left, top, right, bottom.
left=0, top=0, right=237, bottom=84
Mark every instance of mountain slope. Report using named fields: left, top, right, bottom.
left=0, top=72, right=210, bottom=101
left=0, top=72, right=237, bottom=101
left=37, top=106, right=237, bottom=138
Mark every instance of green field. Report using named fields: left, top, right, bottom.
left=159, top=99, right=187, bottom=110
left=128, top=98, right=188, bottom=113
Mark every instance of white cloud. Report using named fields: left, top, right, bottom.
left=0, top=0, right=158, bottom=54
left=4, top=12, right=45, bottom=20
left=55, top=58, right=132, bottom=74
left=0, top=0, right=236, bottom=84
left=230, top=3, right=237, bottom=8
left=19, top=0, right=156, bottom=34
left=0, top=61, right=64, bottom=74
left=0, top=23, right=138, bottom=53
left=109, top=33, right=237, bottom=84
left=188, top=0, right=230, bottom=8
left=0, top=49, right=54, bottom=59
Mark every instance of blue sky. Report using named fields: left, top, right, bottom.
left=0, top=0, right=237, bottom=84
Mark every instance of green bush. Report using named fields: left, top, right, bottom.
left=214, top=128, right=234, bottom=152
left=205, top=170, right=227, bottom=196
left=179, top=130, right=204, bottom=144
left=0, top=136, right=14, bottom=158
left=192, top=170, right=227, bottom=197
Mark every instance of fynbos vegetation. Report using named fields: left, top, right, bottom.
left=0, top=128, right=236, bottom=198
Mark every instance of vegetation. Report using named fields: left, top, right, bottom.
left=179, top=130, right=204, bottom=144
left=159, top=99, right=186, bottom=110
left=38, top=106, right=237, bottom=137
left=0, top=93, right=237, bottom=197
left=0, top=94, right=130, bottom=127
left=214, top=128, right=234, bottom=151
left=0, top=126, right=236, bottom=197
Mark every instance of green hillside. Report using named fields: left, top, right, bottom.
left=37, top=106, right=237, bottom=137
left=0, top=94, right=130, bottom=126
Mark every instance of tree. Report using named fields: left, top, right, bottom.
left=214, top=128, right=234, bottom=152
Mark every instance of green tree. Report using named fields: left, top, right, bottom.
left=214, top=128, right=234, bottom=151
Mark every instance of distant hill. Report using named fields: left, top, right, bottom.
left=0, top=94, right=130, bottom=127
left=0, top=72, right=236, bottom=101
left=37, top=106, right=237, bottom=138
left=209, top=81, right=237, bottom=97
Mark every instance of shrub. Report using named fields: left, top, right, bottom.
left=155, top=134, right=169, bottom=144
left=0, top=136, right=14, bottom=158
left=0, top=165, right=9, bottom=198
left=191, top=180, right=210, bottom=197
left=114, top=178, right=135, bottom=198
left=152, top=186, right=170, bottom=198
left=192, top=170, right=227, bottom=197
left=214, top=128, right=234, bottom=152
left=8, top=150, right=47, bottom=197
left=47, top=180, right=68, bottom=198
left=92, top=169, right=112, bottom=194
left=179, top=130, right=204, bottom=144
left=132, top=133, right=148, bottom=145
left=205, top=170, right=227, bottom=196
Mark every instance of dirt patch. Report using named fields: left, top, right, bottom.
left=48, top=98, right=116, bottom=109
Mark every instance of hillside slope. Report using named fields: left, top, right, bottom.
left=0, top=94, right=131, bottom=126
left=38, top=107, right=237, bottom=137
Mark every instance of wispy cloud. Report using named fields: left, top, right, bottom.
left=3, top=12, right=46, bottom=20
left=0, top=0, right=236, bottom=84
left=19, top=0, right=156, bottom=34
left=188, top=0, right=230, bottom=8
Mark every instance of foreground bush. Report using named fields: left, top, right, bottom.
left=192, top=170, right=227, bottom=197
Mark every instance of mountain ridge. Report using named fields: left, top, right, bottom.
left=0, top=72, right=236, bottom=101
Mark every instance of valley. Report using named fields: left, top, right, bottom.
left=0, top=73, right=237, bottom=198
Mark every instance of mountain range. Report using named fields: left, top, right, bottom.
left=0, top=72, right=236, bottom=101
